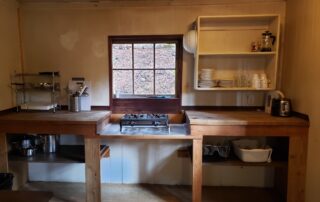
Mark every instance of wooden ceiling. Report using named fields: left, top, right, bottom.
left=18, top=0, right=173, bottom=2
left=18, top=0, right=285, bottom=3
left=17, top=0, right=285, bottom=7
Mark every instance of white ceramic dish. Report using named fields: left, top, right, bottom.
left=232, top=139, right=272, bottom=163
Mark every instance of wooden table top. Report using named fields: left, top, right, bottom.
left=0, top=111, right=111, bottom=124
left=185, top=110, right=309, bottom=127
left=0, top=111, right=111, bottom=135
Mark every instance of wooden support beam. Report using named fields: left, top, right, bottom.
left=85, top=138, right=101, bottom=202
left=287, top=132, right=308, bottom=202
left=0, top=134, right=9, bottom=172
left=192, top=138, right=203, bottom=202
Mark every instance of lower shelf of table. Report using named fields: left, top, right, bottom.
left=183, top=147, right=288, bottom=167
left=201, top=159, right=288, bottom=167
left=8, top=145, right=110, bottom=163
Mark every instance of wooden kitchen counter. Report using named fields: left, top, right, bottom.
left=0, top=110, right=310, bottom=202
left=186, top=110, right=308, bottom=126
left=185, top=110, right=309, bottom=202
left=0, top=111, right=111, bottom=136
left=0, top=110, right=111, bottom=202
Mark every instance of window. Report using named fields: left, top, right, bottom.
left=109, top=35, right=183, bottom=113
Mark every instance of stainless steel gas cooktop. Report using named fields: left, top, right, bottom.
left=120, top=113, right=169, bottom=132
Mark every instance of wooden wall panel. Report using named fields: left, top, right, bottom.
left=0, top=0, right=21, bottom=110
left=0, top=134, right=8, bottom=172
left=282, top=0, right=320, bottom=201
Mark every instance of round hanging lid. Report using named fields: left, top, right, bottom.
left=183, top=30, right=197, bottom=54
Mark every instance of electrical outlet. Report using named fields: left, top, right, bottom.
left=237, top=92, right=264, bottom=106
left=243, top=93, right=255, bottom=106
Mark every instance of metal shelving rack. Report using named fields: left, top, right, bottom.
left=11, top=72, right=61, bottom=112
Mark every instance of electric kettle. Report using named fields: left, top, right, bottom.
left=261, top=31, right=276, bottom=52
left=265, top=90, right=284, bottom=114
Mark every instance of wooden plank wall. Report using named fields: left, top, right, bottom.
left=282, top=0, right=320, bottom=201
left=0, top=0, right=22, bottom=111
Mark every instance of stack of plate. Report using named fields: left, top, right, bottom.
left=198, top=69, right=214, bottom=88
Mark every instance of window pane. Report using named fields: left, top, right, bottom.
left=134, top=70, right=154, bottom=95
left=155, top=43, right=176, bottom=69
left=112, top=44, right=132, bottom=69
left=155, top=70, right=175, bottom=95
left=113, top=70, right=133, bottom=95
left=134, top=44, right=154, bottom=69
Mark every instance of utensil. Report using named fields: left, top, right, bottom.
left=34, top=137, right=42, bottom=152
left=21, top=148, right=36, bottom=157
left=21, top=139, right=31, bottom=149
left=252, top=74, right=260, bottom=89
left=69, top=95, right=81, bottom=112
left=261, top=31, right=276, bottom=52
left=42, top=135, right=59, bottom=153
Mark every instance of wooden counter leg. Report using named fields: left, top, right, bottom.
left=0, top=134, right=9, bottom=172
left=85, top=138, right=101, bottom=202
left=192, top=138, right=203, bottom=202
left=287, top=133, right=308, bottom=202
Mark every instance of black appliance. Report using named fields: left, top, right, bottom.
left=271, top=98, right=292, bottom=117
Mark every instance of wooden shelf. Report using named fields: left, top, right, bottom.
left=16, top=88, right=61, bottom=92
left=14, top=73, right=60, bottom=77
left=194, top=14, right=280, bottom=91
left=8, top=145, right=109, bottom=163
left=199, top=14, right=280, bottom=22
left=202, top=159, right=287, bottom=168
left=184, top=146, right=288, bottom=168
left=195, top=87, right=274, bottom=91
left=198, top=52, right=277, bottom=56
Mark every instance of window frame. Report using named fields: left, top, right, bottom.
left=108, top=35, right=183, bottom=113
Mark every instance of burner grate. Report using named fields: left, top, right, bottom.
left=120, top=113, right=169, bottom=132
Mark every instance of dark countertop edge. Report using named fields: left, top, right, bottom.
left=291, top=111, right=309, bottom=121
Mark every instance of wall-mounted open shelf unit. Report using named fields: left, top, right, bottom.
left=194, top=14, right=281, bottom=91
left=11, top=72, right=61, bottom=112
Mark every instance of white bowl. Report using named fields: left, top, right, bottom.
left=232, top=139, right=272, bottom=163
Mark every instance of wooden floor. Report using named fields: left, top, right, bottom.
left=21, top=182, right=284, bottom=202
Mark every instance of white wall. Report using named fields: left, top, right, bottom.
left=19, top=1, right=285, bottom=106
left=0, top=0, right=21, bottom=110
